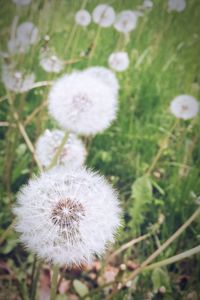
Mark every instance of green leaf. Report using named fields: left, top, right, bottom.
left=132, top=175, right=152, bottom=202
left=151, top=268, right=171, bottom=292
left=73, top=279, right=89, bottom=297
left=129, top=175, right=152, bottom=234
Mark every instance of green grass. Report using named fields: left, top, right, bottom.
left=0, top=0, right=200, bottom=299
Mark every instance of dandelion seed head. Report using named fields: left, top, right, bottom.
left=13, top=167, right=121, bottom=266
left=114, top=10, right=138, bottom=33
left=108, top=52, right=129, bottom=72
left=39, top=50, right=63, bottom=73
left=48, top=72, right=118, bottom=135
left=75, top=9, right=91, bottom=27
left=168, top=0, right=186, bottom=12
left=92, top=4, right=116, bottom=28
left=1, top=65, right=35, bottom=93
left=16, top=22, right=39, bottom=48
left=83, top=66, right=119, bottom=96
left=143, top=0, right=154, bottom=9
left=35, top=129, right=86, bottom=168
left=170, top=95, right=199, bottom=120
left=12, top=0, right=32, bottom=5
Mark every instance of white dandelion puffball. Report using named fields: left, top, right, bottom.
left=12, top=0, right=32, bottom=5
left=168, top=0, right=186, bottom=12
left=40, top=52, right=63, bottom=73
left=108, top=52, right=130, bottom=72
left=114, top=10, right=138, bottom=33
left=170, top=95, right=199, bottom=120
left=7, top=38, right=25, bottom=55
left=92, top=4, right=116, bottom=27
left=35, top=129, right=86, bottom=168
left=1, top=66, right=35, bottom=93
left=16, top=22, right=39, bottom=48
left=143, top=0, right=153, bottom=9
left=83, top=66, right=119, bottom=96
left=48, top=72, right=118, bottom=135
left=13, top=167, right=121, bottom=266
left=75, top=9, right=91, bottom=27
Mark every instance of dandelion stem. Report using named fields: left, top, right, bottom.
left=143, top=244, right=200, bottom=272
left=47, top=131, right=69, bottom=170
left=87, top=26, right=102, bottom=65
left=30, top=259, right=42, bottom=300
left=50, top=265, right=60, bottom=300
left=7, top=93, right=43, bottom=172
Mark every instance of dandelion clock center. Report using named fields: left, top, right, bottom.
left=51, top=198, right=85, bottom=229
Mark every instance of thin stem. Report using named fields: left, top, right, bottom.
left=30, top=81, right=53, bottom=89
left=47, top=131, right=69, bottom=170
left=107, top=233, right=150, bottom=262
left=30, top=259, right=43, bottom=300
left=87, top=26, right=102, bottom=66
left=126, top=206, right=200, bottom=281
left=24, top=101, right=47, bottom=126
left=105, top=206, right=200, bottom=299
left=144, top=245, right=200, bottom=272
left=50, top=265, right=60, bottom=300
left=7, top=93, right=43, bottom=172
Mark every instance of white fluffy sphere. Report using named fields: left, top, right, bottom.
left=83, top=66, right=119, bottom=96
left=16, top=22, right=39, bottom=48
left=92, top=4, right=116, bottom=27
left=168, top=0, right=186, bottom=12
left=108, top=52, right=130, bottom=72
left=114, top=11, right=138, bottom=33
left=40, top=52, right=63, bottom=73
left=75, top=9, right=91, bottom=27
left=13, top=167, right=121, bottom=266
left=170, top=95, right=199, bottom=120
left=48, top=72, right=118, bottom=135
left=35, top=129, right=86, bottom=168
left=12, top=0, right=32, bottom=5
left=1, top=65, right=35, bottom=93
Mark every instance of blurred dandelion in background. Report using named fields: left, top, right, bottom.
left=168, top=0, right=186, bottom=12
left=39, top=49, right=64, bottom=73
left=92, top=4, right=116, bottom=27
left=170, top=95, right=199, bottom=120
left=114, top=10, right=138, bottom=33
left=36, top=130, right=86, bottom=168
left=12, top=0, right=32, bottom=5
left=75, top=9, right=91, bottom=27
left=13, top=167, right=121, bottom=266
left=1, top=65, right=35, bottom=93
left=108, top=51, right=130, bottom=72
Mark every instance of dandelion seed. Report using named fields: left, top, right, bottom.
left=114, top=11, right=138, bottom=33
left=75, top=9, right=91, bottom=27
left=39, top=50, right=63, bottom=73
left=1, top=65, right=35, bottom=93
left=168, top=0, right=186, bottom=12
left=12, top=0, right=32, bottom=5
left=92, top=4, right=116, bottom=28
left=16, top=22, right=39, bottom=48
left=170, top=95, right=199, bottom=120
left=48, top=72, right=118, bottom=135
left=108, top=52, right=129, bottom=72
left=36, top=129, right=86, bottom=168
left=13, top=167, right=121, bottom=266
left=83, top=66, right=119, bottom=96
